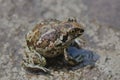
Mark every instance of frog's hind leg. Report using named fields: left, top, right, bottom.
left=22, top=50, right=50, bottom=73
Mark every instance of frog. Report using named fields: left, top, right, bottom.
left=22, top=18, right=85, bottom=73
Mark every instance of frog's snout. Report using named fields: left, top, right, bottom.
left=79, top=28, right=84, bottom=33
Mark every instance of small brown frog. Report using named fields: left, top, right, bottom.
left=22, top=18, right=84, bottom=73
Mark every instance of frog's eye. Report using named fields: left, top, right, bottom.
left=76, top=28, right=84, bottom=32
left=73, top=28, right=84, bottom=34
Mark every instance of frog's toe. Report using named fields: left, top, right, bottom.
left=22, top=62, right=50, bottom=73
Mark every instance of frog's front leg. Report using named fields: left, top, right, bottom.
left=71, top=37, right=86, bottom=49
left=64, top=48, right=84, bottom=66
left=22, top=50, right=50, bottom=73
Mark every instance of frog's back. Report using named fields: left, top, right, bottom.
left=26, top=19, right=65, bottom=57
left=25, top=18, right=84, bottom=58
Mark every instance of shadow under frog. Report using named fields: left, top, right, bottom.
left=34, top=47, right=100, bottom=74
left=24, top=47, right=100, bottom=75
left=66, top=47, right=100, bottom=70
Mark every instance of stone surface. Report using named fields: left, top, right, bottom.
left=0, top=0, right=120, bottom=80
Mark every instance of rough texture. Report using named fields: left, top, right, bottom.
left=0, top=0, right=120, bottom=80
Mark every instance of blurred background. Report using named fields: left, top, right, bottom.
left=0, top=0, right=120, bottom=80
left=83, top=0, right=120, bottom=29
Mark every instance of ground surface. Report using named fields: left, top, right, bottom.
left=0, top=0, right=120, bottom=80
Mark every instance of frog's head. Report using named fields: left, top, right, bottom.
left=68, top=27, right=84, bottom=38
left=66, top=18, right=84, bottom=38
left=61, top=23, right=84, bottom=43
left=66, top=20, right=84, bottom=40
left=59, top=18, right=85, bottom=43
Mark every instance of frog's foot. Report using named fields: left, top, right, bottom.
left=22, top=50, right=50, bottom=73
left=64, top=49, right=84, bottom=66
left=22, top=62, right=50, bottom=73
